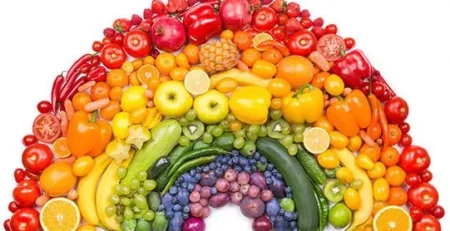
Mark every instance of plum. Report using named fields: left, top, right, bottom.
left=248, top=185, right=261, bottom=198
left=200, top=187, right=211, bottom=199
left=224, top=169, right=238, bottom=182
left=231, top=192, right=243, bottom=204
left=209, top=193, right=230, bottom=208
left=199, top=198, right=209, bottom=207
left=215, top=179, right=230, bottom=192
left=190, top=191, right=201, bottom=203
left=230, top=181, right=240, bottom=192
left=250, top=172, right=268, bottom=190
left=240, top=197, right=265, bottom=218
left=240, top=184, right=250, bottom=195
left=261, top=190, right=273, bottom=202
left=200, top=172, right=217, bottom=187
left=237, top=172, right=250, bottom=185
left=265, top=199, right=280, bottom=217
left=202, top=207, right=211, bottom=218
left=252, top=216, right=273, bottom=231
left=269, top=179, right=286, bottom=198
left=190, top=203, right=203, bottom=217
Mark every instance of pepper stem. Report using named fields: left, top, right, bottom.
left=293, top=84, right=314, bottom=98
left=89, top=110, right=98, bottom=123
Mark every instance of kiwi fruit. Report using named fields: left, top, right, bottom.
left=323, top=179, right=346, bottom=203
left=183, top=120, right=205, bottom=140
left=267, top=119, right=290, bottom=139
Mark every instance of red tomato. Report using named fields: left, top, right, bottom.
left=384, top=96, right=409, bottom=124
left=4, top=219, right=11, bottom=231
left=324, top=24, right=338, bottom=34
left=22, top=143, right=53, bottom=174
left=13, top=180, right=41, bottom=208
left=344, top=37, right=356, bottom=49
left=123, top=30, right=152, bottom=58
left=32, top=113, right=61, bottom=143
left=414, top=214, right=441, bottom=231
left=399, top=134, right=412, bottom=147
left=8, top=202, right=20, bottom=213
left=410, top=206, right=424, bottom=222
left=408, top=183, right=439, bottom=210
left=286, top=29, right=317, bottom=56
left=270, top=27, right=286, bottom=41
left=251, top=7, right=277, bottom=32
left=431, top=205, right=445, bottom=219
left=10, top=208, right=40, bottom=231
left=316, top=34, right=346, bottom=61
left=92, top=41, right=104, bottom=52
left=399, top=145, right=430, bottom=174
left=36, top=101, right=52, bottom=114
left=22, top=135, right=37, bottom=147
left=406, top=173, right=422, bottom=187
left=372, top=81, right=386, bottom=98
left=111, top=33, right=124, bottom=45
left=14, top=168, right=26, bottom=183
left=398, top=122, right=410, bottom=134
left=100, top=43, right=126, bottom=69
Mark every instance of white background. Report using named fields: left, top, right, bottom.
left=0, top=0, right=449, bottom=230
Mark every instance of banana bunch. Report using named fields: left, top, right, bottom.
left=143, top=107, right=162, bottom=129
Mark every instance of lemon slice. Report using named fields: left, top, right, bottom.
left=303, top=127, right=330, bottom=154
left=184, top=70, right=210, bottom=95
left=40, top=197, right=81, bottom=231
left=252, top=33, right=274, bottom=51
left=373, top=205, right=412, bottom=231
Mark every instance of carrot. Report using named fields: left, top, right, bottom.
left=147, top=100, right=154, bottom=108
left=329, top=97, right=339, bottom=105
left=145, top=89, right=154, bottom=99
left=342, top=87, right=352, bottom=96
left=60, top=111, right=68, bottom=137
left=237, top=60, right=249, bottom=71
left=378, top=100, right=390, bottom=149
left=64, top=99, right=75, bottom=120
left=35, top=195, right=49, bottom=207
left=359, top=130, right=377, bottom=147
left=78, top=80, right=96, bottom=92
left=308, top=51, right=330, bottom=71
left=84, top=98, right=110, bottom=112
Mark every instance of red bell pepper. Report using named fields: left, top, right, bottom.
left=183, top=3, right=222, bottom=45
left=87, top=66, right=107, bottom=82
left=331, top=49, right=372, bottom=89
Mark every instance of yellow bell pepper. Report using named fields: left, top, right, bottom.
left=112, top=112, right=131, bottom=140
left=229, top=86, right=271, bottom=125
left=282, top=84, right=324, bottom=124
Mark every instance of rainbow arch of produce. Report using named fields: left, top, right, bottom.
left=4, top=1, right=445, bottom=231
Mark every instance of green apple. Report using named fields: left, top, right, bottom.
left=194, top=90, right=229, bottom=124
left=154, top=81, right=193, bottom=118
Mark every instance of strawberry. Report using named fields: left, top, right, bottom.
left=286, top=2, right=300, bottom=18
left=166, top=0, right=188, bottom=13
left=249, top=0, right=262, bottom=11
left=152, top=0, right=166, bottom=15
left=285, top=18, right=302, bottom=34
left=131, top=14, right=143, bottom=25
left=103, top=28, right=116, bottom=38
left=143, top=8, right=153, bottom=19
left=270, top=0, right=286, bottom=13
left=313, top=17, right=324, bottom=27
left=113, top=18, right=132, bottom=32
left=300, top=9, right=310, bottom=18
left=311, top=26, right=324, bottom=39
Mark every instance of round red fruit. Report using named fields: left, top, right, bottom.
left=251, top=7, right=277, bottom=32
left=10, top=208, right=40, bottom=231
left=399, top=134, right=412, bottom=147
left=399, top=145, right=430, bottom=174
left=32, top=113, right=61, bottom=143
left=410, top=206, right=424, bottom=222
left=22, top=143, right=53, bottom=174
left=344, top=37, right=356, bottom=49
left=123, top=30, right=152, bottom=58
left=316, top=34, right=346, bottom=61
left=420, top=170, right=433, bottom=183
left=431, top=205, right=445, bottom=219
left=413, top=214, right=441, bottom=231
left=14, top=168, right=26, bottom=183
left=8, top=202, right=20, bottom=213
left=384, top=96, right=409, bottom=124
left=13, top=180, right=41, bottom=207
left=100, top=43, right=126, bottom=69
left=286, top=29, right=317, bottom=56
left=37, top=101, right=52, bottom=114
left=22, top=135, right=37, bottom=147
left=406, top=173, right=422, bottom=187
left=92, top=41, right=104, bottom=52
left=408, top=183, right=438, bottom=210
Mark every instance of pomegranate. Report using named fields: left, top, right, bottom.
left=151, top=16, right=186, bottom=52
left=219, top=0, right=252, bottom=31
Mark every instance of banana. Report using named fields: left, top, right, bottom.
left=96, top=151, right=135, bottom=231
left=77, top=153, right=113, bottom=226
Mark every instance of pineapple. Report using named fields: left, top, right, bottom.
left=199, top=39, right=239, bottom=74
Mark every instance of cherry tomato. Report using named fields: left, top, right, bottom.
left=37, top=101, right=52, bottom=114
left=8, top=201, right=20, bottom=213
left=14, top=168, right=26, bottom=183
left=300, top=18, right=313, bottom=29
left=410, top=206, right=424, bottom=222
left=372, top=81, right=386, bottom=98
left=32, top=113, right=61, bottom=143
left=408, top=183, right=439, bottom=210
left=112, top=33, right=124, bottom=45
left=4, top=219, right=11, bottom=231
left=22, top=143, right=53, bottom=174
left=414, top=214, right=441, bottom=231
left=277, top=13, right=288, bottom=26
left=270, top=27, right=286, bottom=42
left=123, top=30, right=152, bottom=58
left=398, top=122, right=410, bottom=134
left=316, top=34, right=346, bottom=61
left=431, top=205, right=445, bottom=219
left=420, top=170, right=433, bottom=183
left=387, top=124, right=402, bottom=146
left=324, top=24, right=338, bottom=34
left=286, top=29, right=317, bottom=56
left=399, top=133, right=412, bottom=147
left=22, top=135, right=37, bottom=147
left=10, top=208, right=40, bottom=231
left=399, top=145, right=430, bottom=174
left=100, top=43, right=126, bottom=69
left=92, top=41, right=104, bottom=52
left=359, top=82, right=371, bottom=96
left=102, top=37, right=112, bottom=45
left=344, top=37, right=356, bottom=49
left=252, top=7, right=277, bottom=32
left=406, top=173, right=422, bottom=187
left=13, top=179, right=41, bottom=207
left=384, top=96, right=409, bottom=124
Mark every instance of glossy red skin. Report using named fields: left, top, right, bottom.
left=344, top=37, right=355, bottom=49
left=286, top=29, right=317, bottom=56
left=420, top=170, right=433, bottom=183
left=406, top=173, right=422, bottom=187
left=408, top=183, right=438, bottom=210
left=324, top=24, right=338, bottom=34
left=410, top=206, right=424, bottom=222
left=10, top=208, right=40, bottom=231
left=251, top=7, right=277, bottom=32
left=13, top=180, right=41, bottom=208
left=330, top=49, right=372, bottom=89
left=414, top=214, right=441, bottom=231
left=184, top=3, right=223, bottom=45
left=384, top=96, right=409, bottom=124
left=14, top=169, right=26, bottom=183
left=123, top=30, right=152, bottom=58
left=100, top=43, right=126, bottom=69
left=8, top=202, right=20, bottom=213
left=270, top=27, right=286, bottom=41
left=398, top=122, right=410, bottom=134
left=22, top=144, right=53, bottom=174
left=37, top=101, right=52, bottom=114
left=431, top=205, right=445, bottom=219
left=92, top=41, right=104, bottom=52
left=399, top=134, right=412, bottom=147
left=399, top=145, right=430, bottom=174
left=111, top=33, right=124, bottom=45
left=22, top=135, right=37, bottom=147
left=4, top=219, right=11, bottom=231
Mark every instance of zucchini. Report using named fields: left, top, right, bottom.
left=256, top=137, right=319, bottom=231
left=296, top=144, right=327, bottom=185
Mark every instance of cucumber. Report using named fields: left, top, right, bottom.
left=147, top=158, right=170, bottom=179
left=212, top=132, right=235, bottom=151
left=296, top=144, right=327, bottom=185
left=121, top=119, right=182, bottom=186
left=310, top=180, right=329, bottom=231
left=256, top=137, right=319, bottom=231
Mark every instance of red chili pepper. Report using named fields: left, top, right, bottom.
left=63, top=54, right=91, bottom=90
left=79, top=63, right=92, bottom=74
left=3, top=219, right=11, bottom=231
left=59, top=69, right=80, bottom=100
left=331, top=49, right=372, bottom=89
left=51, top=74, right=64, bottom=113
left=91, top=55, right=101, bottom=67
left=183, top=3, right=223, bottom=45
left=60, top=77, right=88, bottom=106
left=87, top=66, right=107, bottom=82
left=24, top=170, right=40, bottom=181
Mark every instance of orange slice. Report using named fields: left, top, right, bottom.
left=40, top=197, right=81, bottom=231
left=252, top=33, right=274, bottom=51
left=53, top=137, right=71, bottom=158
left=137, top=64, right=159, bottom=85
left=373, top=205, right=412, bottom=231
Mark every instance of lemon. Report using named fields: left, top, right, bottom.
left=184, top=70, right=210, bottom=95
left=303, top=127, right=330, bottom=154
left=40, top=198, right=80, bottom=231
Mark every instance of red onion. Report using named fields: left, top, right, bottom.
left=183, top=217, right=206, bottom=231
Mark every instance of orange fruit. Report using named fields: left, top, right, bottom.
left=387, top=187, right=408, bottom=206
left=183, top=44, right=200, bottom=65
left=252, top=33, right=274, bottom=51
left=360, top=143, right=381, bottom=162
left=241, top=48, right=261, bottom=67
left=147, top=77, right=161, bottom=91
left=170, top=67, right=189, bottom=81
left=268, top=78, right=291, bottom=98
left=128, top=71, right=140, bottom=86
left=132, top=59, right=144, bottom=71
left=40, top=197, right=80, bottom=231
left=233, top=31, right=252, bottom=51
left=76, top=225, right=96, bottom=231
left=373, top=205, right=412, bottom=231
left=160, top=76, right=172, bottom=82
left=143, top=56, right=155, bottom=65
left=109, top=86, right=123, bottom=101
left=252, top=59, right=277, bottom=79
left=90, top=82, right=111, bottom=101
left=53, top=137, right=71, bottom=158
left=107, top=69, right=128, bottom=87
left=138, top=64, right=160, bottom=85
left=380, top=147, right=400, bottom=167
left=176, top=53, right=191, bottom=69
left=385, top=166, right=406, bottom=186
left=155, top=53, right=176, bottom=75
left=262, top=48, right=283, bottom=64
left=311, top=71, right=330, bottom=90
left=276, top=56, right=314, bottom=89
left=40, top=162, right=77, bottom=197
left=220, top=30, right=234, bottom=40
left=100, top=100, right=121, bottom=120
left=72, top=92, right=92, bottom=111
left=121, top=61, right=134, bottom=73
left=216, top=77, right=238, bottom=94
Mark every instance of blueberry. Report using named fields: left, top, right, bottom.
left=290, top=221, right=297, bottom=228
left=221, top=165, right=228, bottom=171
left=182, top=213, right=189, bottom=219
left=211, top=187, right=218, bottom=195
left=187, top=183, right=195, bottom=191
left=216, top=162, right=222, bottom=168
left=284, top=212, right=297, bottom=221
left=181, top=182, right=187, bottom=188
left=177, top=188, right=190, bottom=206
left=220, top=158, right=227, bottom=164
left=267, top=164, right=274, bottom=171
left=285, top=187, right=291, bottom=193
left=254, top=152, right=261, bottom=160
left=209, top=162, right=217, bottom=169
left=265, top=198, right=281, bottom=217
left=235, top=166, right=242, bottom=172
left=260, top=157, right=267, bottom=164
left=269, top=216, right=276, bottom=222
left=189, top=170, right=196, bottom=176
left=217, top=156, right=223, bottom=162
left=249, top=159, right=257, bottom=165
left=195, top=173, right=202, bottom=180
left=172, top=198, right=178, bottom=204
left=266, top=178, right=273, bottom=185
left=244, top=166, right=251, bottom=172
left=291, top=228, right=298, bottom=231
left=175, top=182, right=180, bottom=187
left=214, top=168, right=223, bottom=177
left=173, top=204, right=182, bottom=212
left=275, top=173, right=283, bottom=180
left=190, top=178, right=197, bottom=183
left=274, top=216, right=288, bottom=231
left=287, top=193, right=292, bottom=198
left=227, top=159, right=233, bottom=166
left=169, top=212, right=183, bottom=231
left=279, top=210, right=285, bottom=216
left=232, top=150, right=239, bottom=155
left=264, top=171, right=272, bottom=178
left=202, top=166, right=209, bottom=173
left=158, top=205, right=165, bottom=212
left=251, top=166, right=257, bottom=172
left=166, top=210, right=174, bottom=219
left=239, top=157, right=249, bottom=167
left=162, top=194, right=174, bottom=207
left=196, top=167, right=202, bottom=173
left=183, top=205, right=190, bottom=213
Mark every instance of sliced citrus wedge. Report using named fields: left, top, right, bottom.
left=303, top=127, right=330, bottom=154
left=252, top=33, right=274, bottom=51
left=40, top=197, right=81, bottom=231
left=137, top=64, right=159, bottom=85
left=184, top=70, right=210, bottom=95
left=52, top=137, right=71, bottom=158
left=373, top=205, right=412, bottom=231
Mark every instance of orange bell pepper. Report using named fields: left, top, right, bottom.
left=67, top=111, right=111, bottom=157
left=326, top=89, right=371, bottom=137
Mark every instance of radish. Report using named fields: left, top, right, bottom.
left=220, top=0, right=252, bottom=31
left=151, top=16, right=186, bottom=52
